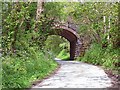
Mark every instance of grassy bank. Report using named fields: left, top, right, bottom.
left=2, top=51, right=58, bottom=88
left=78, top=43, right=120, bottom=74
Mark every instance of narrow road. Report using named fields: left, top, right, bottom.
left=32, top=58, right=112, bottom=88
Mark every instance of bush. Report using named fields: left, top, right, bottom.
left=57, top=49, right=70, bottom=60
left=78, top=43, right=119, bottom=71
left=2, top=50, right=58, bottom=88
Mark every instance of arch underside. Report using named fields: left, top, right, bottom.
left=50, top=26, right=80, bottom=60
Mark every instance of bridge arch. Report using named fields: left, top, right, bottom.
left=48, top=25, right=81, bottom=60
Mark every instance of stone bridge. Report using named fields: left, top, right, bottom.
left=50, top=22, right=82, bottom=60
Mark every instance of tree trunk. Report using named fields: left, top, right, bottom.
left=35, top=0, right=44, bottom=32
left=107, top=16, right=110, bottom=43
left=103, top=16, right=106, bottom=34
left=36, top=0, right=44, bottom=20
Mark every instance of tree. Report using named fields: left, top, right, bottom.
left=36, top=0, right=44, bottom=20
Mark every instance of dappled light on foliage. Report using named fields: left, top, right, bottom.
left=45, top=35, right=70, bottom=59
left=1, top=1, right=120, bottom=88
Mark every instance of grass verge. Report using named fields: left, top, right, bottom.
left=78, top=43, right=120, bottom=74
left=2, top=51, right=58, bottom=88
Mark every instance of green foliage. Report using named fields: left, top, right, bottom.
left=2, top=2, right=58, bottom=88
left=78, top=43, right=119, bottom=71
left=2, top=51, right=57, bottom=88
left=0, top=59, right=1, bottom=90
left=45, top=35, right=70, bottom=59
left=57, top=49, right=69, bottom=60
left=44, top=2, right=68, bottom=21
left=79, top=43, right=103, bottom=65
left=45, top=35, right=64, bottom=56
left=2, top=2, right=38, bottom=54
left=72, top=2, right=119, bottom=47
left=1, top=2, right=120, bottom=88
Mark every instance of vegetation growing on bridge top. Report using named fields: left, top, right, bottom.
left=1, top=1, right=120, bottom=88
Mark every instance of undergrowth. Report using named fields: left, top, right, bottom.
left=57, top=49, right=70, bottom=60
left=78, top=43, right=120, bottom=73
left=2, top=50, right=58, bottom=88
